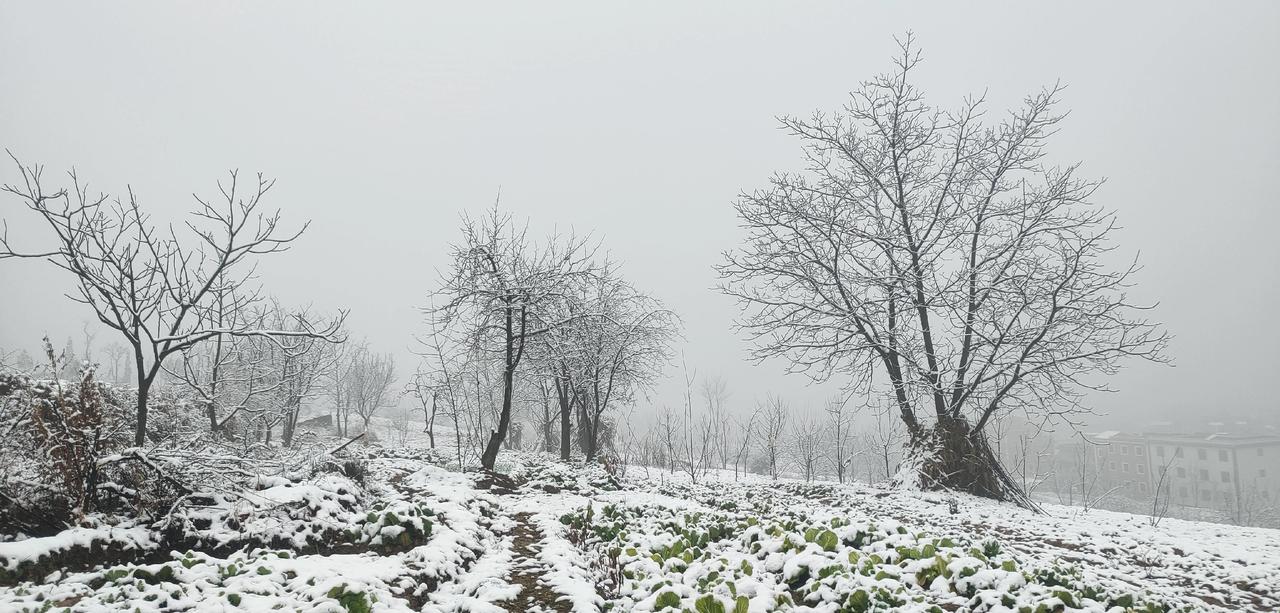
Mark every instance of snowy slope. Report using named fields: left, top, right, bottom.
left=0, top=450, right=1275, bottom=612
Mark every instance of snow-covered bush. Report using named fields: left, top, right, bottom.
left=0, top=368, right=133, bottom=534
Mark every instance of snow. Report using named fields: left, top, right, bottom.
left=0, top=523, right=157, bottom=572
left=1, top=449, right=1277, bottom=611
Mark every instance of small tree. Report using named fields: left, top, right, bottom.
left=344, top=343, right=396, bottom=435
left=405, top=371, right=439, bottom=448
left=676, top=364, right=714, bottom=484
left=573, top=268, right=679, bottom=461
left=702, top=375, right=731, bottom=471
left=825, top=396, right=857, bottom=484
left=2, top=157, right=342, bottom=445
left=758, top=395, right=789, bottom=481
left=730, top=407, right=758, bottom=481
left=790, top=412, right=824, bottom=482
left=1148, top=451, right=1178, bottom=527
left=865, top=405, right=905, bottom=483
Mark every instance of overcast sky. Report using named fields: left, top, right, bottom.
left=2, top=2, right=1278, bottom=431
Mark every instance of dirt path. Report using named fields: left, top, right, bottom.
left=474, top=472, right=575, bottom=613
left=497, top=511, right=572, bottom=613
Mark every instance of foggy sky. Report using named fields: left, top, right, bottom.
left=2, top=2, right=1278, bottom=431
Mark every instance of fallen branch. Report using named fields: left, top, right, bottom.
left=328, top=432, right=365, bottom=456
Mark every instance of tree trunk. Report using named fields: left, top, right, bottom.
left=453, top=412, right=463, bottom=471
left=585, top=424, right=598, bottom=461
left=134, top=381, right=150, bottom=446
left=426, top=394, right=436, bottom=449
left=910, top=415, right=1030, bottom=506
left=206, top=402, right=218, bottom=433
left=480, top=365, right=514, bottom=470
left=558, top=385, right=572, bottom=461
left=542, top=408, right=552, bottom=454
left=282, top=401, right=298, bottom=447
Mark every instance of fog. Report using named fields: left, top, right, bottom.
left=2, top=1, right=1278, bottom=431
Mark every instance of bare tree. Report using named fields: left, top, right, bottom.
left=716, top=36, right=1168, bottom=504
left=166, top=297, right=342, bottom=445
left=534, top=378, right=558, bottom=453
left=2, top=156, right=343, bottom=445
left=702, top=375, right=731, bottom=471
left=102, top=342, right=130, bottom=386
left=430, top=205, right=598, bottom=470
left=1064, top=434, right=1122, bottom=513
left=730, top=406, right=758, bottom=481
left=405, top=371, right=439, bottom=448
left=525, top=259, right=677, bottom=463
left=655, top=406, right=680, bottom=475
left=865, top=404, right=905, bottom=483
left=80, top=322, right=96, bottom=368
left=1148, top=451, right=1178, bottom=527
left=790, top=412, right=824, bottom=482
left=675, top=364, right=716, bottom=484
left=758, top=394, right=789, bottom=481
left=415, top=301, right=475, bottom=463
left=1002, top=418, right=1055, bottom=499
left=574, top=267, right=679, bottom=461
left=825, top=396, right=857, bottom=484
left=344, top=343, right=396, bottom=435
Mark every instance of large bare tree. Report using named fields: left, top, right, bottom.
left=1, top=156, right=343, bottom=445
left=717, top=36, right=1168, bottom=504
left=431, top=206, right=598, bottom=470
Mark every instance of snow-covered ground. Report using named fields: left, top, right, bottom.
left=1, top=448, right=1276, bottom=612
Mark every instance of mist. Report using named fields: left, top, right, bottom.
left=3, top=2, right=1278, bottom=429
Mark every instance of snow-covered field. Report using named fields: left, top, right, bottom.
left=1, top=448, right=1276, bottom=612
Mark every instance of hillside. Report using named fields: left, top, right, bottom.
left=1, top=449, right=1275, bottom=613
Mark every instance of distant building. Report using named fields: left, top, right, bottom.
left=1092, top=431, right=1154, bottom=498
left=1082, top=430, right=1280, bottom=514
left=1147, top=433, right=1280, bottom=514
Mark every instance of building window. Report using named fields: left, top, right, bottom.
left=1219, top=450, right=1229, bottom=462
left=1157, top=446, right=1165, bottom=457
left=1122, top=463, right=1129, bottom=473
left=1179, top=486, right=1188, bottom=498
left=1176, top=447, right=1184, bottom=458
left=1139, top=482, right=1148, bottom=493
left=1199, top=469, right=1209, bottom=481
left=1200, top=489, right=1210, bottom=501
left=1121, top=446, right=1129, bottom=456
left=1198, top=449, right=1207, bottom=461
left=1176, top=467, right=1186, bottom=478
left=1260, top=448, right=1266, bottom=457
left=1260, top=468, right=1268, bottom=478
left=1137, top=447, right=1145, bottom=456
left=1109, top=461, right=1117, bottom=470
left=1138, top=464, right=1146, bottom=475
